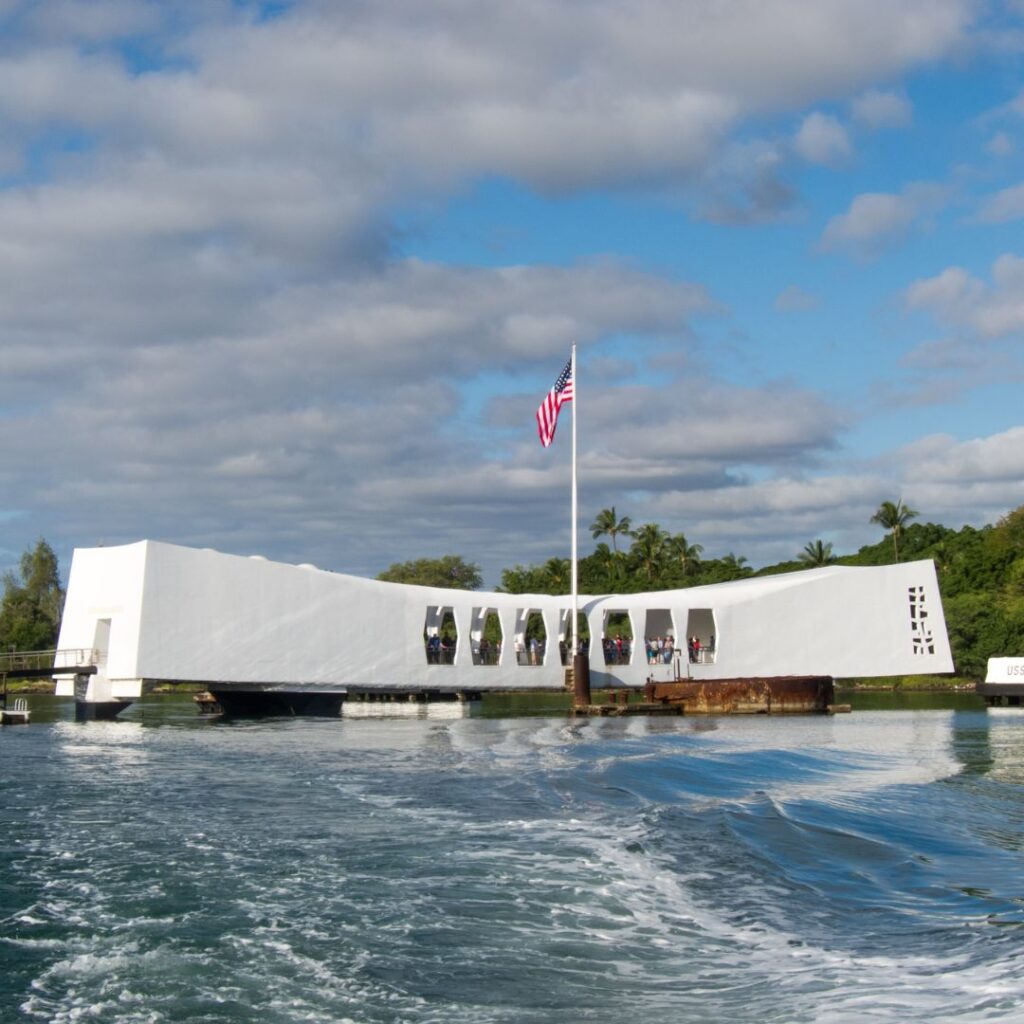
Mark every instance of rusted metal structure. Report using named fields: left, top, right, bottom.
left=570, top=674, right=836, bottom=716
left=644, top=675, right=835, bottom=714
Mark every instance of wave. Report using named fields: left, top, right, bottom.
left=2, top=707, right=1023, bottom=1022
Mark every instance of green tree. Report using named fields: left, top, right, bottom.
left=666, top=533, right=703, bottom=579
left=591, top=540, right=615, bottom=574
left=502, top=557, right=572, bottom=595
left=377, top=555, right=482, bottom=590
left=870, top=499, right=919, bottom=562
left=501, top=564, right=557, bottom=594
left=589, top=506, right=633, bottom=555
left=629, top=523, right=668, bottom=582
left=798, top=539, right=836, bottom=566
left=991, top=505, right=1024, bottom=555
left=577, top=543, right=619, bottom=593
left=720, top=552, right=751, bottom=579
left=0, top=539, right=65, bottom=652
left=1004, top=557, right=1024, bottom=599
left=542, top=557, right=571, bottom=594
left=943, top=592, right=1007, bottom=679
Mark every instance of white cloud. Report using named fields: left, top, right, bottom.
left=977, top=85, right=1024, bottom=130
left=906, top=254, right=1024, bottom=340
left=895, top=429, right=1024, bottom=528
left=986, top=131, right=1013, bottom=156
left=21, top=0, right=162, bottom=41
left=976, top=181, right=1024, bottom=222
left=902, top=427, right=1024, bottom=484
left=794, top=111, right=852, bottom=165
left=850, top=88, right=913, bottom=128
left=905, top=265, right=982, bottom=315
left=0, top=0, right=977, bottom=195
left=822, top=182, right=948, bottom=253
left=774, top=285, right=820, bottom=312
left=642, top=425, right=1024, bottom=565
left=823, top=192, right=917, bottom=247
left=0, top=255, right=719, bottom=580
left=0, top=0, right=1004, bottom=581
left=698, top=139, right=798, bottom=224
left=900, top=336, right=984, bottom=371
left=0, top=138, right=22, bottom=175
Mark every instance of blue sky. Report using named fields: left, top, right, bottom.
left=2, top=0, right=1024, bottom=587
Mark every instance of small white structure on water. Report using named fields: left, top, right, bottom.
left=54, top=540, right=953, bottom=715
left=977, top=658, right=1024, bottom=708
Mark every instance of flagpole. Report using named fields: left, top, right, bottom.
left=570, top=344, right=578, bottom=658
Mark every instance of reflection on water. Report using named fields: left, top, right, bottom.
left=840, top=688, right=984, bottom=713
left=951, top=709, right=999, bottom=778
left=952, top=707, right=1024, bottom=784
left=342, top=700, right=476, bottom=719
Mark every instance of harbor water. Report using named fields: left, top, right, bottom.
left=2, top=694, right=1023, bottom=1022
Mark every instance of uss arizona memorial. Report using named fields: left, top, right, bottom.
left=54, top=540, right=953, bottom=716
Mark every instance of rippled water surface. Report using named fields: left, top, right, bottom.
left=2, top=696, right=1024, bottom=1022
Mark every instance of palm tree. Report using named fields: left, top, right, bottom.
left=590, top=542, right=619, bottom=589
left=630, top=523, right=668, bottom=581
left=721, top=552, right=750, bottom=579
left=930, top=539, right=953, bottom=579
left=870, top=499, right=919, bottom=562
left=543, top=557, right=570, bottom=593
left=666, top=533, right=703, bottom=578
left=589, top=506, right=633, bottom=555
left=798, top=539, right=836, bottom=566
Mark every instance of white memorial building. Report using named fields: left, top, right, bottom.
left=54, top=540, right=954, bottom=716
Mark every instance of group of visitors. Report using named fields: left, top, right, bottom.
left=514, top=637, right=546, bottom=665
left=602, top=635, right=631, bottom=665
left=424, top=634, right=456, bottom=664
left=645, top=635, right=675, bottom=664
left=687, top=635, right=715, bottom=663
left=426, top=631, right=711, bottom=668
left=476, top=637, right=500, bottom=665
left=426, top=635, right=556, bottom=666
left=601, top=634, right=718, bottom=666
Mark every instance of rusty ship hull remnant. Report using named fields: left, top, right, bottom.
left=643, top=675, right=835, bottom=715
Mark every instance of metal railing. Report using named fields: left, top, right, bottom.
left=0, top=648, right=102, bottom=673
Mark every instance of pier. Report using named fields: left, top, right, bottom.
left=1, top=648, right=99, bottom=722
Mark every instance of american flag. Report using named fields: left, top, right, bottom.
left=536, top=356, right=574, bottom=447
